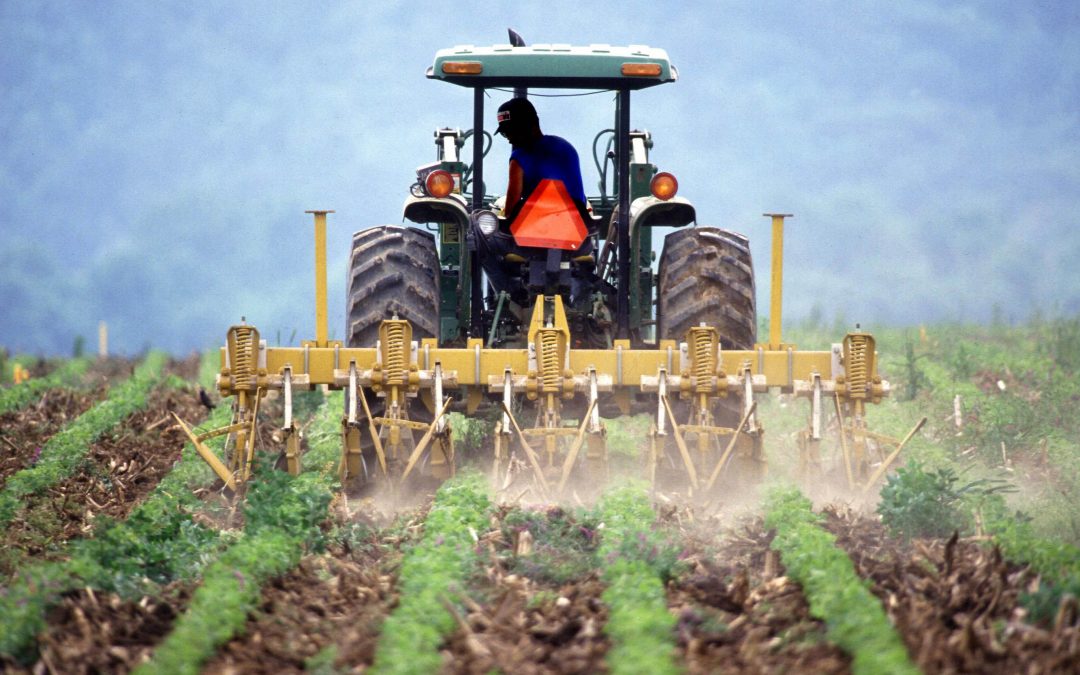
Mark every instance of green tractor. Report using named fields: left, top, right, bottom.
left=342, top=32, right=759, bottom=488
left=348, top=33, right=755, bottom=379
left=184, top=33, right=901, bottom=498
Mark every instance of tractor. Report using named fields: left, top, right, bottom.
left=177, top=33, right=919, bottom=500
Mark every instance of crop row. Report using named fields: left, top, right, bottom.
left=0, top=353, right=225, bottom=662
left=371, top=472, right=493, bottom=675
left=136, top=389, right=340, bottom=674
left=594, top=484, right=679, bottom=675
left=986, top=509, right=1080, bottom=621
left=0, top=358, right=90, bottom=415
left=0, top=352, right=167, bottom=527
left=764, top=486, right=918, bottom=675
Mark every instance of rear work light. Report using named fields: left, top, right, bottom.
left=650, top=172, right=678, bottom=200
left=442, top=61, right=483, bottom=75
left=425, top=170, right=455, bottom=198
left=621, top=62, right=662, bottom=77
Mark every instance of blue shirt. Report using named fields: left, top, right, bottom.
left=510, top=135, right=587, bottom=205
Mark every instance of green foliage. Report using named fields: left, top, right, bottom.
left=137, top=392, right=342, bottom=674
left=0, top=400, right=234, bottom=663
left=243, top=455, right=333, bottom=548
left=448, top=410, right=492, bottom=457
left=601, top=558, right=678, bottom=675
left=900, top=337, right=929, bottom=401
left=0, top=560, right=84, bottom=662
left=764, top=486, right=918, bottom=675
left=502, top=506, right=600, bottom=584
left=984, top=506, right=1080, bottom=625
left=877, top=461, right=969, bottom=539
left=0, top=357, right=89, bottom=414
left=1045, top=315, right=1080, bottom=372
left=595, top=484, right=679, bottom=675
left=371, top=472, right=492, bottom=675
left=0, top=352, right=166, bottom=526
left=603, top=414, right=653, bottom=457
left=134, top=530, right=304, bottom=675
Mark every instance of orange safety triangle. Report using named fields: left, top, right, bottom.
left=510, top=178, right=589, bottom=251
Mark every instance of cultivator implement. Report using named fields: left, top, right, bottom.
left=177, top=218, right=905, bottom=498
left=176, top=209, right=919, bottom=498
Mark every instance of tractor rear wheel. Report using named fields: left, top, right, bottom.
left=657, top=227, right=756, bottom=349
left=346, top=225, right=440, bottom=484
left=347, top=225, right=440, bottom=346
left=657, top=227, right=761, bottom=490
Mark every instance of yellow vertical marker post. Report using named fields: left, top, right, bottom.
left=98, top=321, right=108, bottom=358
left=764, top=213, right=793, bottom=350
left=305, top=210, right=335, bottom=347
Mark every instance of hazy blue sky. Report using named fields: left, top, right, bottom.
left=2, top=1, right=1078, bottom=354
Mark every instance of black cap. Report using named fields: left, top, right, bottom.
left=494, top=97, right=538, bottom=136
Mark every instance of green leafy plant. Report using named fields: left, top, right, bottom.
left=877, top=460, right=1015, bottom=540
left=595, top=483, right=680, bottom=675
left=371, top=472, right=492, bottom=675
left=0, top=352, right=166, bottom=526
left=0, top=357, right=89, bottom=414
left=765, top=486, right=918, bottom=675
left=502, top=505, right=600, bottom=584
left=984, top=504, right=1080, bottom=625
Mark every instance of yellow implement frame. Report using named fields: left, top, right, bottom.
left=181, top=211, right=915, bottom=495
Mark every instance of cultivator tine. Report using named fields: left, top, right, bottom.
left=171, top=413, right=237, bottom=491
left=705, top=400, right=758, bottom=491
left=399, top=397, right=453, bottom=485
left=354, top=367, right=388, bottom=477
left=834, top=393, right=856, bottom=490
left=500, top=401, right=550, bottom=498
left=282, top=367, right=301, bottom=475
left=860, top=416, right=927, bottom=494
left=236, top=390, right=261, bottom=482
left=557, top=398, right=598, bottom=494
left=661, top=394, right=699, bottom=491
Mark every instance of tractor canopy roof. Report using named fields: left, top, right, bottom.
left=427, top=43, right=677, bottom=90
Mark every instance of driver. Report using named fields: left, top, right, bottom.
left=494, top=97, right=587, bottom=221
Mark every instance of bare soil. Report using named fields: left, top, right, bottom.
left=1, top=358, right=209, bottom=576
left=2, top=584, right=193, bottom=674
left=822, top=504, right=1080, bottom=674
left=203, top=506, right=407, bottom=674
left=0, top=387, right=105, bottom=486
left=668, top=510, right=851, bottom=674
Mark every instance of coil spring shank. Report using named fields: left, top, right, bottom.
left=380, top=320, right=408, bottom=386
left=845, top=334, right=870, bottom=399
left=227, top=326, right=259, bottom=391
left=688, top=326, right=718, bottom=393
left=537, top=328, right=561, bottom=393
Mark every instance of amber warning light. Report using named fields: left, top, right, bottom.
left=621, top=63, right=662, bottom=77
left=425, top=170, right=455, bottom=198
left=650, top=172, right=678, bottom=200
left=442, top=61, right=483, bottom=75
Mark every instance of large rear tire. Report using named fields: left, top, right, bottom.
left=347, top=225, right=440, bottom=346
left=656, top=227, right=761, bottom=492
left=346, top=225, right=440, bottom=485
left=657, top=227, right=756, bottom=349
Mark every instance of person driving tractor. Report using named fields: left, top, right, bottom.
left=494, top=97, right=587, bottom=221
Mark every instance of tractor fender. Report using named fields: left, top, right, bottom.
left=402, top=193, right=470, bottom=227
left=629, top=195, right=696, bottom=230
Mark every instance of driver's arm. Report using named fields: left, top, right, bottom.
left=504, top=159, right=524, bottom=216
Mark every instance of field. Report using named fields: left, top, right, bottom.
left=1, top=317, right=1079, bottom=674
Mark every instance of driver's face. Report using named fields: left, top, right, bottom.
left=500, top=124, right=526, bottom=147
